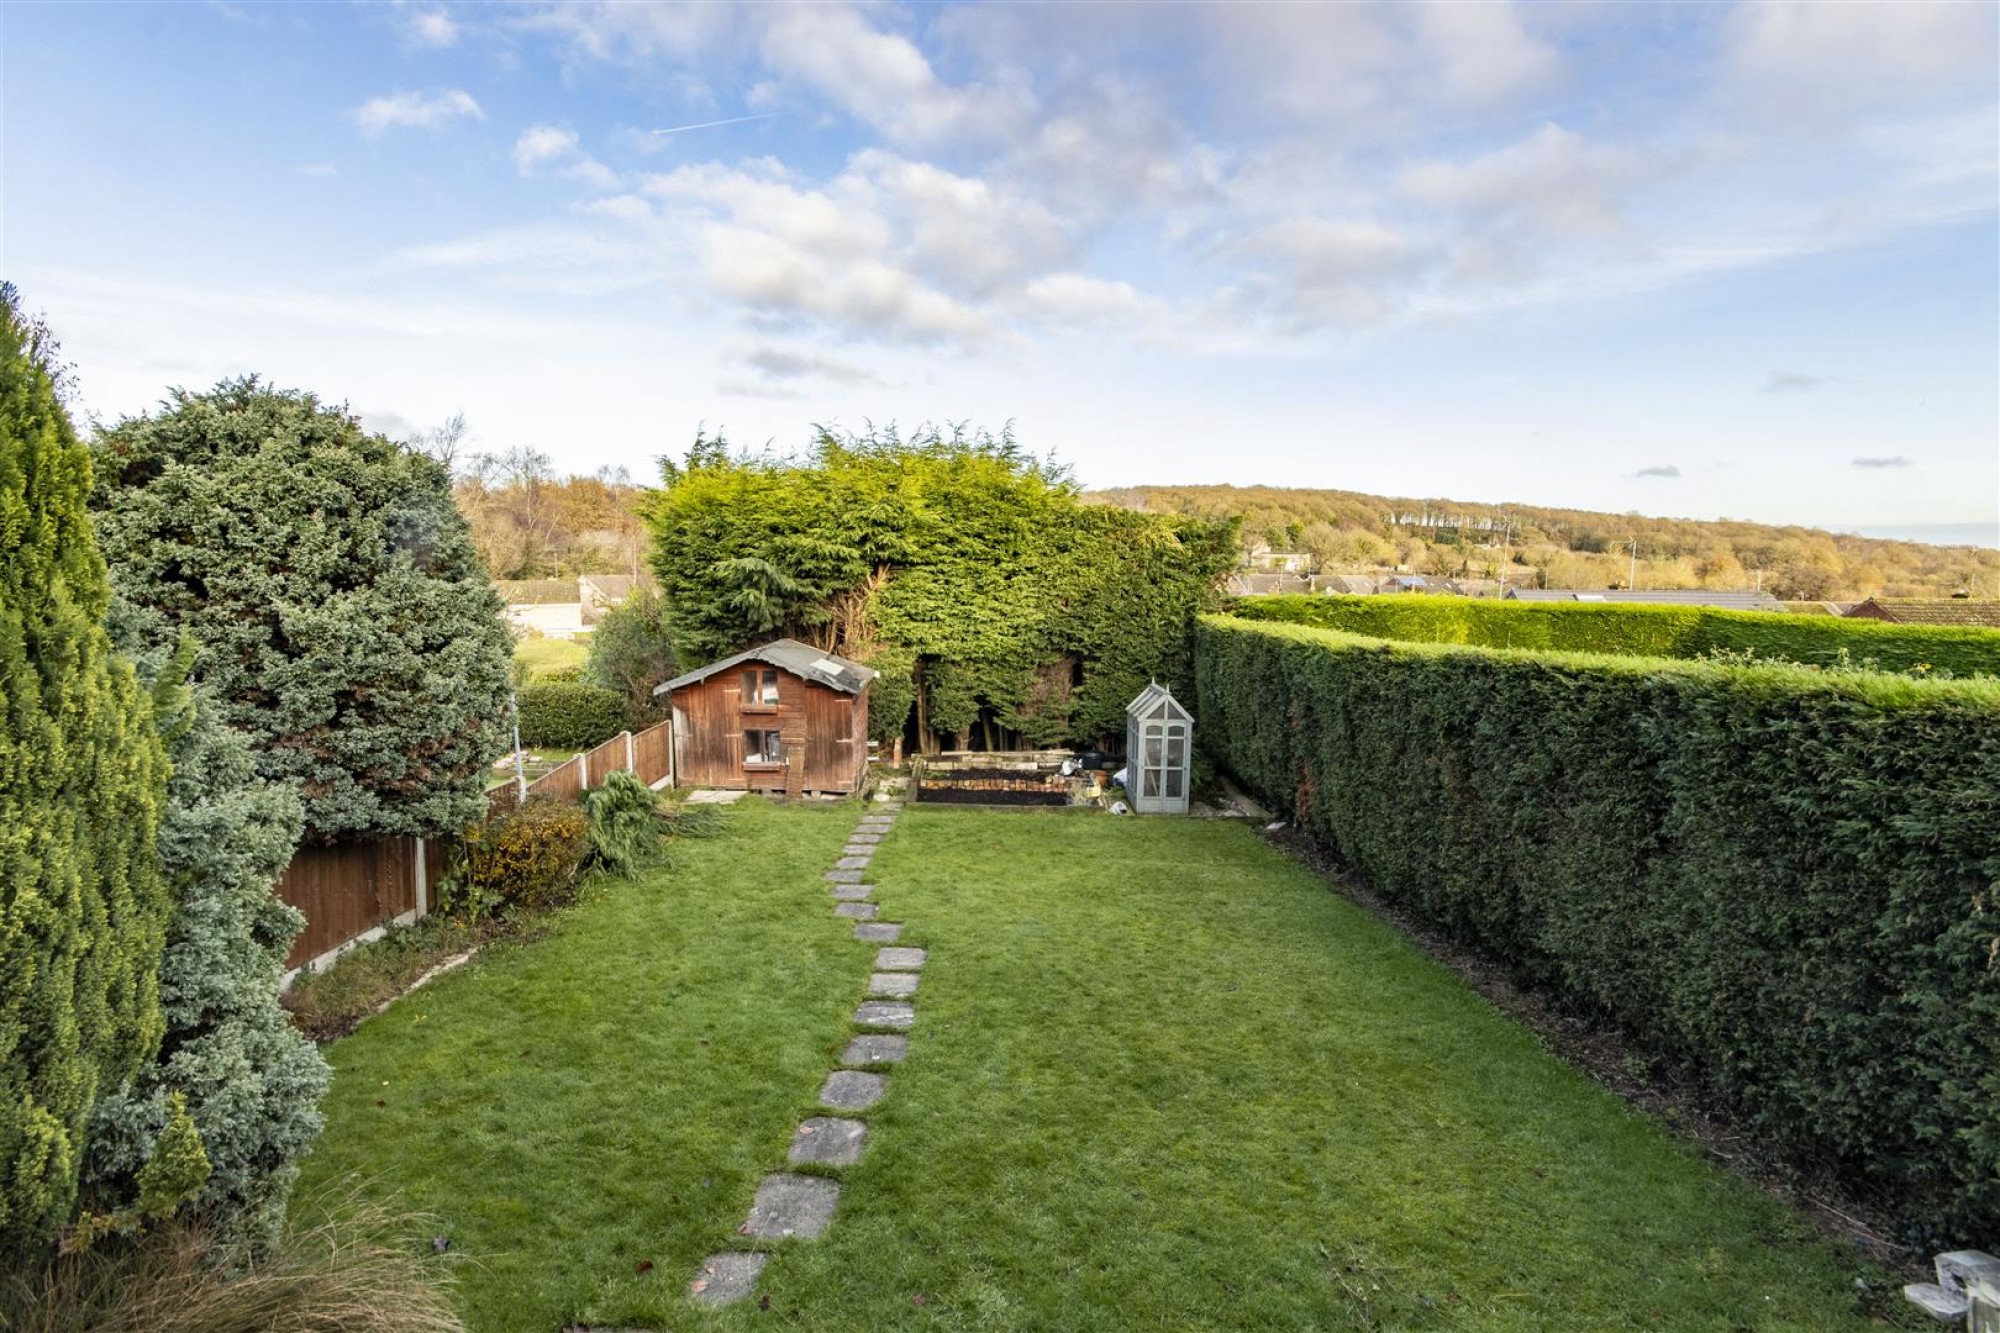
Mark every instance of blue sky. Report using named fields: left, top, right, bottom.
left=3, top=1, right=1995, bottom=536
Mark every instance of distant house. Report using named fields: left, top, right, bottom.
left=1844, top=598, right=2000, bottom=629
left=1384, top=575, right=1431, bottom=593
left=653, top=639, right=874, bottom=796
left=1225, top=572, right=1316, bottom=597
left=1317, top=574, right=1379, bottom=595
left=1241, top=545, right=1314, bottom=574
left=498, top=573, right=651, bottom=639
left=1505, top=588, right=1784, bottom=612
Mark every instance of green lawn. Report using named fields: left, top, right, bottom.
left=514, top=636, right=589, bottom=681
left=302, top=803, right=1908, bottom=1331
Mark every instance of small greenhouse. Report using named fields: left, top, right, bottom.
left=1124, top=682, right=1193, bottom=815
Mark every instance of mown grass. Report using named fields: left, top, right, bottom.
left=296, top=800, right=862, bottom=1331
left=747, top=809, right=1907, bottom=1332
left=305, top=804, right=1912, bottom=1331
left=513, top=637, right=589, bottom=681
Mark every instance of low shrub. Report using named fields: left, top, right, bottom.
left=1195, top=614, right=2000, bottom=1243
left=0, top=1183, right=461, bottom=1332
left=580, top=772, right=670, bottom=877
left=1232, top=593, right=2000, bottom=676
left=457, top=800, right=590, bottom=915
left=515, top=682, right=627, bottom=749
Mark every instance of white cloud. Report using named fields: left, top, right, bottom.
left=351, top=89, right=483, bottom=135
left=1726, top=1, right=1998, bottom=119
left=406, top=8, right=459, bottom=48
left=1398, top=124, right=1645, bottom=238
left=1412, top=0, right=1560, bottom=106
left=512, top=124, right=621, bottom=191
left=757, top=3, right=1031, bottom=147
left=295, top=162, right=337, bottom=178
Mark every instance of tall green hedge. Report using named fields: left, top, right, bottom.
left=516, top=682, right=629, bottom=750
left=0, top=286, right=170, bottom=1253
left=1232, top=593, right=2000, bottom=677
left=1195, top=615, right=2000, bottom=1241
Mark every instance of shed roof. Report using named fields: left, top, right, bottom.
left=1126, top=681, right=1193, bottom=723
left=1505, top=588, right=1784, bottom=612
left=654, top=638, right=877, bottom=697
left=1845, top=598, right=2000, bottom=628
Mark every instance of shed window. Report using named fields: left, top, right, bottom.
left=741, top=668, right=780, bottom=709
left=744, top=729, right=785, bottom=765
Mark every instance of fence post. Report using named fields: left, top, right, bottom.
left=624, top=729, right=635, bottom=775
left=575, top=750, right=589, bottom=791
left=413, top=837, right=428, bottom=918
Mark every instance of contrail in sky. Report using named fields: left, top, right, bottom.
left=650, top=113, right=778, bottom=137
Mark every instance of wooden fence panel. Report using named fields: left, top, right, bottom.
left=278, top=837, right=418, bottom=971
left=527, top=757, right=584, bottom=803
left=632, top=720, right=673, bottom=786
left=584, top=733, right=630, bottom=788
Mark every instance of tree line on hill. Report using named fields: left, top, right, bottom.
left=1090, top=483, right=2000, bottom=602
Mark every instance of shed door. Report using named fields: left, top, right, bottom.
left=1139, top=721, right=1187, bottom=805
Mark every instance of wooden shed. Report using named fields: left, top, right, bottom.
left=654, top=639, right=875, bottom=795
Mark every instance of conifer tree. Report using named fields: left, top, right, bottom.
left=82, top=608, right=329, bottom=1251
left=90, top=380, right=514, bottom=842
left=0, top=285, right=170, bottom=1252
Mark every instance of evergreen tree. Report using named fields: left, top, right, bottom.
left=89, top=380, right=514, bottom=842
left=646, top=427, right=1238, bottom=748
left=0, top=285, right=170, bottom=1252
left=82, top=606, right=329, bottom=1252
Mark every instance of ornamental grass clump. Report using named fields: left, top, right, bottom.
left=0, top=1184, right=462, bottom=1333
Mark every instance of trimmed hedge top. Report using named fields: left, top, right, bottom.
left=1231, top=593, right=2000, bottom=677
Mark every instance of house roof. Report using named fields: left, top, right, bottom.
left=579, top=573, right=645, bottom=600
left=1846, top=598, right=2000, bottom=628
left=1505, top=588, right=1784, bottom=612
left=495, top=578, right=579, bottom=605
left=654, top=638, right=877, bottom=697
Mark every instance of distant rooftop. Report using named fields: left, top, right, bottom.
left=1504, top=588, right=1784, bottom=612
left=1844, top=598, right=2000, bottom=629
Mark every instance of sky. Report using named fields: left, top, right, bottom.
left=2, top=1, right=1996, bottom=539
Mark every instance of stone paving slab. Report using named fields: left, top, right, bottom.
left=685, top=789, right=751, bottom=805
left=788, top=1116, right=868, bottom=1166
left=841, top=1033, right=908, bottom=1064
left=853, top=921, right=903, bottom=943
left=689, top=1252, right=767, bottom=1304
left=819, top=1069, right=887, bottom=1110
left=842, top=843, right=877, bottom=856
left=825, top=869, right=865, bottom=884
left=859, top=815, right=895, bottom=826
left=835, top=855, right=871, bottom=870
left=875, top=946, right=927, bottom=970
left=834, top=902, right=878, bottom=920
left=847, top=831, right=884, bottom=844
left=867, top=971, right=918, bottom=998
left=742, top=1173, right=839, bottom=1239
left=830, top=883, right=872, bottom=901
left=854, top=1000, right=915, bottom=1029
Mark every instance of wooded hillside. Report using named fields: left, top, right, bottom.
left=1092, top=484, right=2000, bottom=601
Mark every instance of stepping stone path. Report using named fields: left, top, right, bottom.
left=788, top=1117, right=867, bottom=1166
left=690, top=797, right=926, bottom=1306
left=819, top=1069, right=886, bottom=1110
